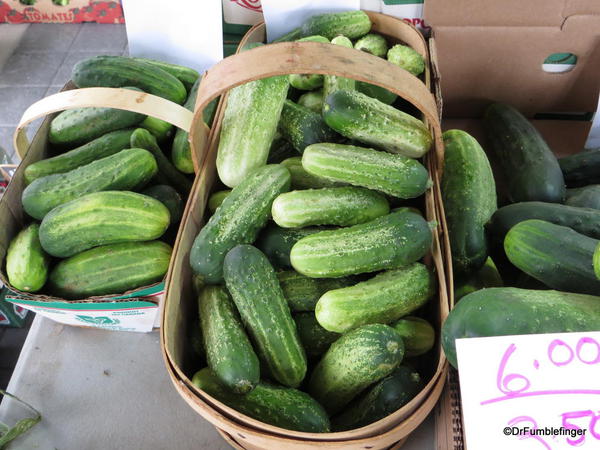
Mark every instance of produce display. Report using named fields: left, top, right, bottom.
left=4, top=56, right=204, bottom=299
left=188, top=11, right=438, bottom=433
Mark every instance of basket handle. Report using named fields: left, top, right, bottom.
left=14, top=87, right=194, bottom=159
left=189, top=41, right=443, bottom=171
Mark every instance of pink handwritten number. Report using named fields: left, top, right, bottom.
left=508, top=416, right=552, bottom=450
left=576, top=338, right=600, bottom=365
left=497, top=344, right=531, bottom=396
left=561, top=410, right=592, bottom=446
left=548, top=339, right=575, bottom=367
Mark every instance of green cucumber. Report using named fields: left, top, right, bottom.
left=454, top=257, right=503, bottom=301
left=130, top=57, right=199, bottom=92
left=392, top=317, right=435, bottom=357
left=356, top=81, right=397, bottom=105
left=190, top=165, right=291, bottom=284
left=316, top=263, right=435, bottom=333
left=387, top=44, right=425, bottom=76
left=192, top=368, right=329, bottom=433
left=289, top=36, right=330, bottom=91
left=277, top=270, right=352, bottom=312
left=559, top=149, right=600, bottom=187
left=309, top=323, right=404, bottom=414
left=281, top=157, right=341, bottom=190
left=355, top=33, right=388, bottom=57
left=22, top=148, right=158, bottom=220
left=442, top=287, right=600, bottom=368
left=223, top=245, right=307, bottom=388
left=297, top=89, right=323, bottom=113
left=140, top=116, right=173, bottom=142
left=24, top=128, right=135, bottom=184
left=301, top=10, right=371, bottom=40
left=595, top=243, right=600, bottom=280
left=302, top=143, right=430, bottom=199
left=39, top=191, right=170, bottom=258
left=504, top=219, right=600, bottom=295
left=190, top=319, right=205, bottom=360
left=5, top=224, right=49, bottom=293
left=267, top=133, right=296, bottom=164
left=323, top=90, right=432, bottom=158
left=256, top=224, right=322, bottom=269
left=291, top=209, right=432, bottom=278
left=566, top=185, right=600, bottom=210
left=130, top=128, right=192, bottom=195
left=278, top=100, right=337, bottom=154
left=322, top=36, right=355, bottom=106
left=198, top=285, right=259, bottom=394
left=141, top=185, right=183, bottom=224
left=484, top=103, right=565, bottom=203
left=207, top=190, right=231, bottom=214
left=48, top=241, right=171, bottom=299
left=72, top=55, right=187, bottom=104
left=294, top=312, right=339, bottom=358
left=441, top=130, right=497, bottom=274
left=272, top=186, right=389, bottom=228
left=332, top=365, right=423, bottom=431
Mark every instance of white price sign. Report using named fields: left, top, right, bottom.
left=456, top=332, right=600, bottom=450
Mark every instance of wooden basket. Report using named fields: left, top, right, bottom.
left=161, top=12, right=451, bottom=450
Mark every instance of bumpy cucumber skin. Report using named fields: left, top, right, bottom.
left=291, top=210, right=432, bottom=278
left=309, top=323, right=404, bottom=414
left=332, top=365, right=423, bottom=431
left=141, top=185, right=183, bottom=224
left=190, top=165, right=291, bottom=284
left=39, top=191, right=170, bottom=258
left=6, top=224, right=49, bottom=293
left=289, top=36, right=330, bottom=91
left=392, top=316, right=435, bottom=357
left=565, top=185, right=600, bottom=210
left=22, top=148, right=158, bottom=220
left=281, top=157, right=342, bottom=190
left=355, top=33, right=388, bottom=57
left=130, top=57, right=199, bottom=92
left=72, top=55, right=187, bottom=104
left=441, top=130, right=497, bottom=275
left=387, top=44, right=425, bottom=76
left=192, top=368, right=330, bottom=432
left=294, top=312, right=340, bottom=358
left=298, top=89, right=324, bottom=113
left=324, top=90, right=432, bottom=158
left=484, top=103, right=565, bottom=203
left=256, top=224, right=322, bottom=269
left=48, top=241, right=172, bottom=299
left=207, top=190, right=231, bottom=214
left=442, top=287, right=600, bottom=368
left=303, top=143, right=430, bottom=199
left=301, top=10, right=371, bottom=40
left=272, top=186, right=389, bottom=228
left=454, top=257, right=503, bottom=301
left=356, top=81, right=397, bottom=105
left=279, top=100, right=338, bottom=154
left=504, top=220, right=600, bottom=295
left=24, top=128, right=135, bottom=185
left=278, top=270, right=353, bottom=312
left=198, top=286, right=259, bottom=394
left=559, top=149, right=600, bottom=187
left=316, top=263, right=435, bottom=333
left=595, top=243, right=600, bottom=280
left=322, top=36, right=356, bottom=107
left=223, top=245, right=307, bottom=388
left=217, top=76, right=289, bottom=187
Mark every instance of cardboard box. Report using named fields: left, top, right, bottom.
left=0, top=0, right=124, bottom=23
left=0, top=285, right=29, bottom=327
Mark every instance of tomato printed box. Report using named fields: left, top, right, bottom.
left=0, top=0, right=124, bottom=24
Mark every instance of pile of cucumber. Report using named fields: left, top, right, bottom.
left=4, top=56, right=207, bottom=300
left=189, top=11, right=437, bottom=433
left=440, top=104, right=600, bottom=368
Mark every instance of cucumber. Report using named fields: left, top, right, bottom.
left=223, top=245, right=307, bottom=388
left=5, top=224, right=49, bottom=293
left=190, top=319, right=205, bottom=360
left=442, top=287, right=600, bottom=368
left=355, top=33, right=388, bottom=57
left=281, top=157, right=341, bottom=190
left=323, top=90, right=432, bottom=158
left=316, top=263, right=435, bottom=333
left=72, top=55, right=187, bottom=104
left=256, top=224, right=321, bottom=269
left=322, top=36, right=355, bottom=106
left=301, top=10, right=371, bottom=40
left=191, top=368, right=330, bottom=433
left=332, top=365, right=423, bottom=431
left=130, top=57, right=199, bottom=92
left=207, top=190, right=231, bottom=214
left=392, top=317, right=435, bottom=357
left=48, top=241, right=171, bottom=299
left=356, top=81, right=397, bottom=105
left=294, top=312, right=339, bottom=358
left=198, top=285, right=260, bottom=394
left=267, top=133, right=296, bottom=164
left=217, top=72, right=289, bottom=187
left=484, top=103, right=565, bottom=203
left=441, top=130, right=497, bottom=275
left=309, top=323, right=404, bottom=414
left=141, top=185, right=183, bottom=224
left=278, top=270, right=352, bottom=312
left=22, top=148, right=158, bottom=220
left=130, top=128, right=192, bottom=195
left=39, top=191, right=170, bottom=258
left=566, top=185, right=600, bottom=210
left=595, top=243, right=600, bottom=280
left=504, top=219, right=600, bottom=295
left=24, top=128, right=135, bottom=184
left=289, top=36, right=329, bottom=91
left=454, top=257, right=503, bottom=301
left=297, top=89, right=323, bottom=113
left=487, top=202, right=600, bottom=242
left=559, top=149, right=600, bottom=187
left=291, top=210, right=432, bottom=278
left=387, top=44, right=425, bottom=76
left=302, top=143, right=430, bottom=199
left=190, top=165, right=291, bottom=284
left=272, top=187, right=389, bottom=228
left=140, top=116, right=173, bottom=143
left=278, top=100, right=338, bottom=154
